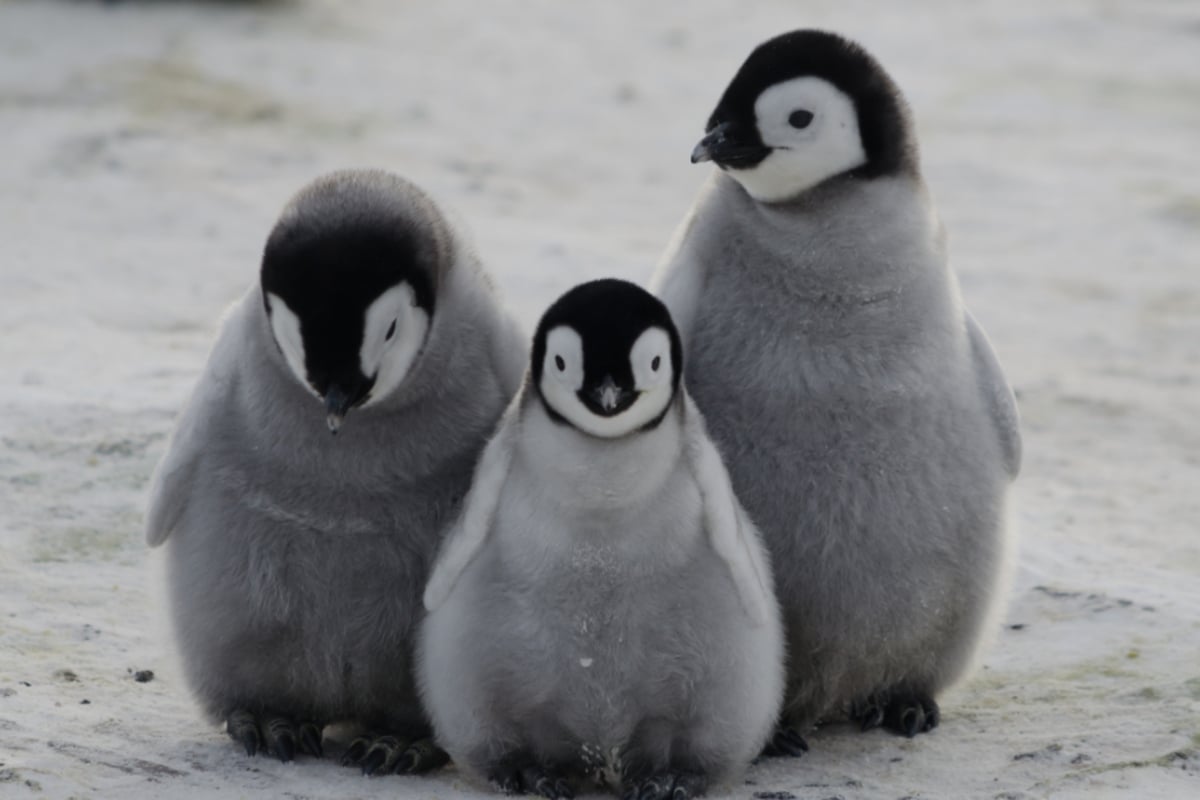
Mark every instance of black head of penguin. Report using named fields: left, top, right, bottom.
left=532, top=279, right=683, bottom=435
left=693, top=29, right=918, bottom=179
left=260, top=173, right=438, bottom=427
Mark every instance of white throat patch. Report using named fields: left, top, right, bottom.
left=539, top=326, right=675, bottom=439
left=731, top=76, right=867, bottom=203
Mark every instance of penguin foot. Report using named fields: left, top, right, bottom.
left=760, top=724, right=809, bottom=758
left=884, top=692, right=939, bottom=737
left=225, top=710, right=324, bottom=762
left=341, top=733, right=450, bottom=776
left=853, top=691, right=939, bottom=737
left=487, top=758, right=573, bottom=799
left=851, top=697, right=886, bottom=732
left=620, top=771, right=708, bottom=800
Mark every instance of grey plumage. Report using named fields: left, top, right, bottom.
left=145, top=169, right=525, bottom=765
left=417, top=279, right=784, bottom=798
left=653, top=30, right=1021, bottom=740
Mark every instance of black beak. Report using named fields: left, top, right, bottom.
left=690, top=121, right=771, bottom=168
left=581, top=375, right=637, bottom=418
left=323, top=386, right=355, bottom=435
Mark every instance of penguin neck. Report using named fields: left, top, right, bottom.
left=709, top=169, right=945, bottom=301
left=516, top=392, right=685, bottom=515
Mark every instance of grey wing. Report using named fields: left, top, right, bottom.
left=683, top=396, right=774, bottom=626
left=423, top=399, right=520, bottom=611
left=145, top=378, right=222, bottom=547
left=966, top=311, right=1022, bottom=479
left=650, top=208, right=706, bottom=345
left=144, top=310, right=243, bottom=547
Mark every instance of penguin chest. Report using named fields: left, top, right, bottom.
left=488, top=475, right=709, bottom=741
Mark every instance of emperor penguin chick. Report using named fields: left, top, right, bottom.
left=418, top=279, right=784, bottom=800
left=653, top=30, right=1022, bottom=749
left=145, top=169, right=526, bottom=772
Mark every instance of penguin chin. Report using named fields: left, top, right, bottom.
left=543, top=385, right=674, bottom=441
left=724, top=147, right=864, bottom=204
left=578, top=391, right=638, bottom=419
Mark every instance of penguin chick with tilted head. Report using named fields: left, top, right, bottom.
left=417, top=279, right=784, bottom=800
left=145, top=169, right=526, bottom=773
left=652, top=30, right=1022, bottom=750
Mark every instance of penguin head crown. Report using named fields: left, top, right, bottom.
left=260, top=170, right=442, bottom=433
left=532, top=279, right=683, bottom=439
left=692, top=29, right=917, bottom=203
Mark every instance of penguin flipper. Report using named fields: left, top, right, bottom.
left=423, top=400, right=519, bottom=611
left=144, top=369, right=233, bottom=548
left=145, top=305, right=246, bottom=547
left=650, top=207, right=706, bottom=346
left=683, top=396, right=772, bottom=627
left=965, top=312, right=1022, bottom=479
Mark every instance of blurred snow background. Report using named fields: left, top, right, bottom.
left=0, top=0, right=1197, bottom=797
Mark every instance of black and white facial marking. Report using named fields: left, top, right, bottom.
left=261, top=218, right=435, bottom=434
left=532, top=279, right=682, bottom=439
left=690, top=29, right=917, bottom=203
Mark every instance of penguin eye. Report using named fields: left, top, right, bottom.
left=788, top=109, right=814, bottom=129
left=385, top=319, right=397, bottom=341
left=554, top=355, right=565, bottom=372
left=651, top=356, right=661, bottom=372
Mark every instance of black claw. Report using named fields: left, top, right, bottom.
left=669, top=772, right=707, bottom=800
left=762, top=725, right=808, bottom=758
left=340, top=737, right=369, bottom=766
left=489, top=765, right=524, bottom=795
left=923, top=700, right=941, bottom=731
left=264, top=716, right=297, bottom=762
left=627, top=773, right=705, bottom=800
left=226, top=710, right=261, bottom=758
left=240, top=734, right=259, bottom=757
left=881, top=692, right=939, bottom=738
left=638, top=778, right=666, bottom=800
left=858, top=704, right=885, bottom=731
left=496, top=777, right=523, bottom=795
left=361, top=747, right=390, bottom=776
left=298, top=722, right=324, bottom=758
left=362, top=735, right=410, bottom=776
left=396, top=738, right=450, bottom=775
left=519, top=764, right=572, bottom=799
left=274, top=732, right=296, bottom=762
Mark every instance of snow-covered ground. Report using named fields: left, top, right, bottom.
left=1, top=0, right=1197, bottom=797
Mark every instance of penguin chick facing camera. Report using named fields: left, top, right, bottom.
left=653, top=30, right=1022, bottom=750
left=417, top=279, right=784, bottom=800
left=144, top=169, right=526, bottom=773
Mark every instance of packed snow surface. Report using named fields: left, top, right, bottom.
left=1, top=1, right=1197, bottom=798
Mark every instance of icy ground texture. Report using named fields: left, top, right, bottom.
left=1, top=0, right=1197, bottom=798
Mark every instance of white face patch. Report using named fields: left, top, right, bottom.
left=265, top=293, right=319, bottom=398
left=729, top=76, right=867, bottom=203
left=539, top=325, right=675, bottom=439
left=359, top=283, right=430, bottom=407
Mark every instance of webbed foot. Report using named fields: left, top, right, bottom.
left=852, top=690, right=939, bottom=738
left=760, top=724, right=809, bottom=758
left=340, top=733, right=449, bottom=775
left=487, top=757, right=573, bottom=798
left=620, top=771, right=708, bottom=800
left=225, top=710, right=323, bottom=762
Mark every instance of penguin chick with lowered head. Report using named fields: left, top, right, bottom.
left=418, top=279, right=784, bottom=800
left=653, top=30, right=1022, bottom=750
left=145, top=169, right=526, bottom=773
